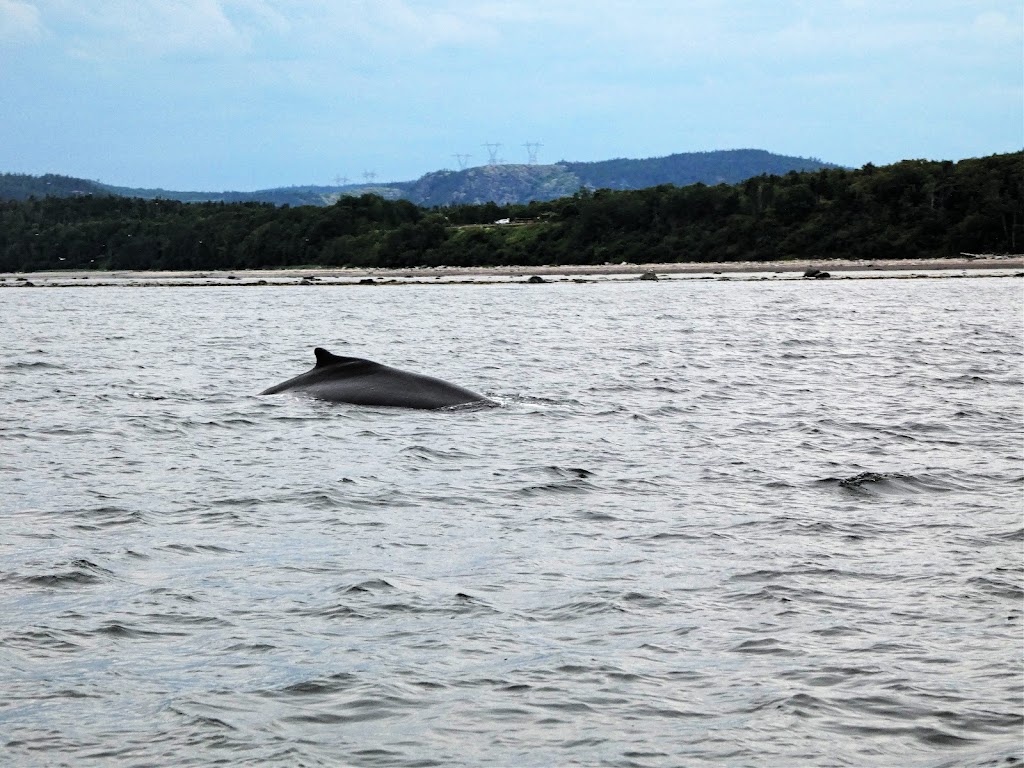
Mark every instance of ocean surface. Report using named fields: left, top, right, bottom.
left=1, top=275, right=1022, bottom=767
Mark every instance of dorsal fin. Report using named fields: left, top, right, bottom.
left=313, top=347, right=380, bottom=372
left=314, top=347, right=347, bottom=367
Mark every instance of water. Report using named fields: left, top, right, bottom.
left=1, top=276, right=1022, bottom=767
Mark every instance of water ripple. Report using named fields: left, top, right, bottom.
left=0, top=278, right=1020, bottom=767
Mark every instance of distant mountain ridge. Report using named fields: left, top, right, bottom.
left=405, top=150, right=842, bottom=206
left=98, top=182, right=406, bottom=206
left=1, top=149, right=842, bottom=207
left=0, top=173, right=110, bottom=200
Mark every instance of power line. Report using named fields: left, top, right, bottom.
left=523, top=142, right=543, bottom=164
left=482, top=143, right=502, bottom=165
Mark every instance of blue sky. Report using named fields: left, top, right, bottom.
left=2, top=0, right=1021, bottom=190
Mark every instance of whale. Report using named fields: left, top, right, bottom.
left=259, top=347, right=493, bottom=409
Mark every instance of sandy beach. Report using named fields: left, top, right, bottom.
left=2, top=256, right=1021, bottom=287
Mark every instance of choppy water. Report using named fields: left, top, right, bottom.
left=2, top=276, right=1022, bottom=767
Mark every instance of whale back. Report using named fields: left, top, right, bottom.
left=260, top=347, right=490, bottom=409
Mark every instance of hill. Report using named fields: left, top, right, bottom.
left=565, top=149, right=840, bottom=190
left=0, top=174, right=406, bottom=207
left=1, top=151, right=1019, bottom=273
left=97, top=182, right=407, bottom=206
left=0, top=173, right=109, bottom=200
left=402, top=149, right=840, bottom=206
left=0, top=149, right=838, bottom=207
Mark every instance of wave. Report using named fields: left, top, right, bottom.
left=17, top=558, right=113, bottom=588
left=3, top=360, right=65, bottom=370
left=819, top=470, right=971, bottom=494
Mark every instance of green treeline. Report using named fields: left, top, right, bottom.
left=1, top=152, right=1020, bottom=273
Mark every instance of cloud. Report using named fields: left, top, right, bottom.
left=350, top=0, right=498, bottom=50
left=33, top=0, right=268, bottom=60
left=254, top=0, right=508, bottom=59
left=0, top=0, right=43, bottom=41
left=972, top=10, right=1020, bottom=43
left=21, top=0, right=516, bottom=70
left=23, top=0, right=1024, bottom=66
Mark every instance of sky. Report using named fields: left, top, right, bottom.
left=1, top=0, right=1021, bottom=191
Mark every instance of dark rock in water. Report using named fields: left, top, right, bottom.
left=256, top=279, right=268, bottom=285
left=639, top=271, right=659, bottom=281
left=527, top=275, right=546, bottom=284
left=359, top=278, right=376, bottom=285
left=21, top=280, right=35, bottom=287
left=814, top=271, right=831, bottom=279
left=803, top=268, right=821, bottom=278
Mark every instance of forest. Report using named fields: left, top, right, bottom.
left=0, top=152, right=1019, bottom=273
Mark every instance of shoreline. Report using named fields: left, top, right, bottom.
left=2, top=256, right=1021, bottom=287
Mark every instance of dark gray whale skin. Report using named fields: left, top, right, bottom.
left=259, top=347, right=492, bottom=409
